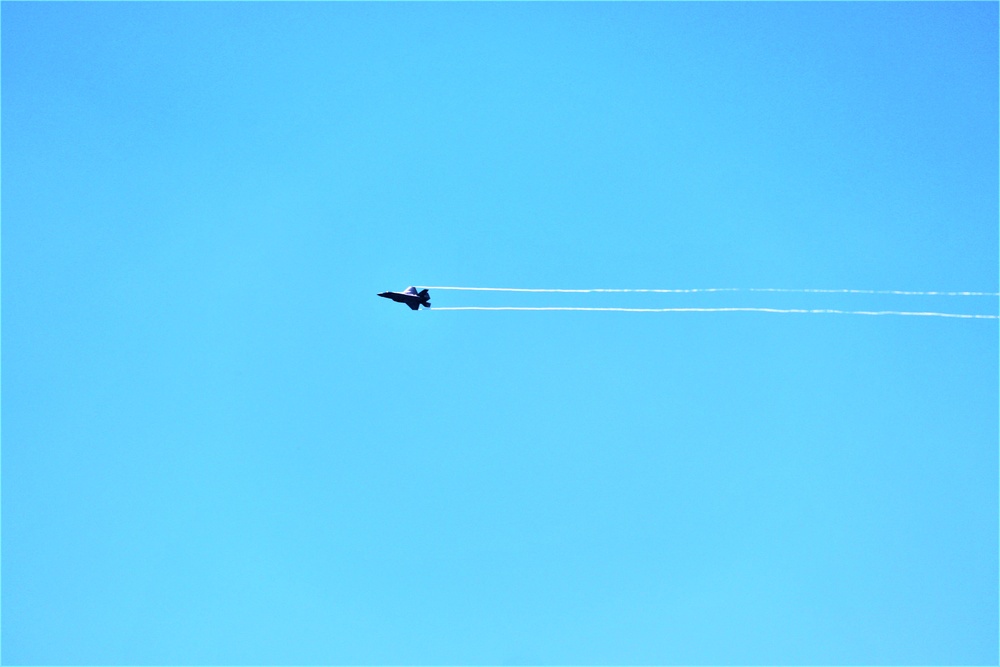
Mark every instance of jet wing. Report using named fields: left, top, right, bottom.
left=402, top=286, right=419, bottom=296
left=406, top=300, right=420, bottom=310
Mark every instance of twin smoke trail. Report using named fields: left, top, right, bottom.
left=424, top=286, right=999, bottom=297
left=421, top=286, right=999, bottom=320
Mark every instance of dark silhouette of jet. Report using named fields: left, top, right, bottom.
left=378, top=286, right=431, bottom=310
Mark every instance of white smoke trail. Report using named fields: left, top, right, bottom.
left=433, top=306, right=999, bottom=319
left=423, top=286, right=1000, bottom=297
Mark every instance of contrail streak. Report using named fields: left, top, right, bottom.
left=433, top=306, right=999, bottom=319
left=423, top=286, right=1000, bottom=297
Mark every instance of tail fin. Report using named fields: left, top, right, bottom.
left=418, top=289, right=431, bottom=308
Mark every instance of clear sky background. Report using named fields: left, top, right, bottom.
left=2, top=2, right=997, bottom=665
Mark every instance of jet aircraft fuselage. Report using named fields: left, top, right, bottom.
left=378, top=286, right=431, bottom=310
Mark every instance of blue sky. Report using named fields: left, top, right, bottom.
left=2, top=2, right=997, bottom=664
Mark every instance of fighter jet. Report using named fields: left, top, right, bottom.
left=378, top=286, right=431, bottom=310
